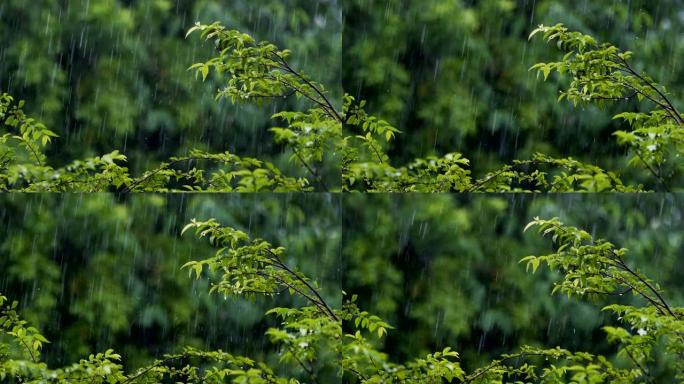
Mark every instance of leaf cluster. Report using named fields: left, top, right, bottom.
left=530, top=23, right=684, bottom=191
left=5, top=22, right=677, bottom=191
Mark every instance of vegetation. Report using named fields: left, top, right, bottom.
left=0, top=0, right=342, bottom=189
left=343, top=0, right=684, bottom=190
left=1, top=2, right=682, bottom=383
left=529, top=24, right=683, bottom=192
left=2, top=15, right=681, bottom=190
left=1, top=206, right=682, bottom=382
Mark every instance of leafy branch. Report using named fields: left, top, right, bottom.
left=4, top=22, right=680, bottom=191
left=530, top=23, right=684, bottom=190
left=524, top=217, right=684, bottom=381
left=3, top=218, right=684, bottom=382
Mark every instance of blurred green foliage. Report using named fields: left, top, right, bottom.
left=0, top=194, right=341, bottom=375
left=343, top=0, right=684, bottom=187
left=342, top=194, right=684, bottom=378
left=3, top=1, right=683, bottom=190
left=1, top=0, right=684, bottom=381
left=0, top=0, right=341, bottom=179
left=1, top=194, right=682, bottom=380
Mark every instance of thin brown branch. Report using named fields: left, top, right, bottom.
left=634, top=151, right=670, bottom=192
left=625, top=348, right=653, bottom=383
left=273, top=53, right=343, bottom=123
left=610, top=251, right=677, bottom=318
left=19, top=338, right=37, bottom=363
left=287, top=346, right=319, bottom=384
left=122, top=354, right=184, bottom=383
left=123, top=157, right=201, bottom=193
left=464, top=352, right=548, bottom=383
left=291, top=146, right=329, bottom=191
left=260, top=271, right=332, bottom=320
left=616, top=56, right=684, bottom=124
left=265, top=248, right=339, bottom=322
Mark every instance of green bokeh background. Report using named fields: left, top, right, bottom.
left=3, top=1, right=683, bottom=188
left=0, top=0, right=342, bottom=187
left=343, top=0, right=684, bottom=188
left=2, top=193, right=682, bottom=380
left=343, top=194, right=684, bottom=379
left=0, top=193, right=342, bottom=380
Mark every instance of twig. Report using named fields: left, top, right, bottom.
left=19, top=338, right=37, bottom=363
left=265, top=248, right=339, bottom=322
left=122, top=354, right=184, bottom=383
left=610, top=251, right=677, bottom=318
left=287, top=346, right=319, bottom=384
left=273, top=53, right=343, bottom=124
left=291, top=147, right=329, bottom=191
left=625, top=348, right=654, bottom=383
left=123, top=157, right=202, bottom=193
left=616, top=55, right=684, bottom=125
left=634, top=152, right=670, bottom=192
left=464, top=352, right=548, bottom=383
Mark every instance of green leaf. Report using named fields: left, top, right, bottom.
left=181, top=223, right=195, bottom=236
left=201, top=65, right=209, bottom=81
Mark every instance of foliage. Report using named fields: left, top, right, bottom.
left=183, top=21, right=675, bottom=192
left=125, top=149, right=310, bottom=192
left=3, top=18, right=680, bottom=191
left=340, top=194, right=684, bottom=378
left=7, top=1, right=682, bottom=188
left=523, top=218, right=684, bottom=382
left=185, top=21, right=343, bottom=191
left=0, top=194, right=343, bottom=376
left=0, top=2, right=333, bottom=191
left=530, top=23, right=684, bottom=191
left=0, top=19, right=336, bottom=191
left=343, top=0, right=684, bottom=189
left=0, top=93, right=309, bottom=191
left=342, top=19, right=681, bottom=191
left=2, top=215, right=682, bottom=382
left=0, top=93, right=59, bottom=189
left=344, top=149, right=642, bottom=192
left=0, top=0, right=341, bottom=179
